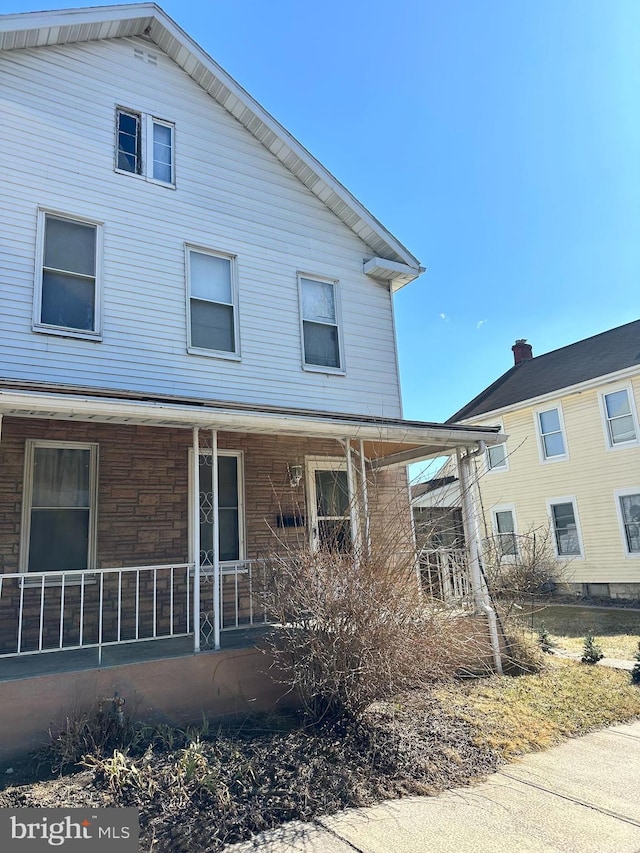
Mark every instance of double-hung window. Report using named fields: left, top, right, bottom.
left=486, top=424, right=508, bottom=471
left=536, top=406, right=567, bottom=461
left=20, top=441, right=98, bottom=573
left=34, top=211, right=102, bottom=337
left=548, top=498, right=582, bottom=558
left=616, top=490, right=640, bottom=556
left=187, top=247, right=239, bottom=357
left=601, top=388, right=638, bottom=448
left=492, top=506, right=517, bottom=558
left=299, top=275, right=343, bottom=371
left=116, top=108, right=175, bottom=185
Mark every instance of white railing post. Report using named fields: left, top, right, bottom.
left=192, top=427, right=201, bottom=652
left=345, top=439, right=360, bottom=561
left=212, top=429, right=221, bottom=650
left=359, top=439, right=371, bottom=558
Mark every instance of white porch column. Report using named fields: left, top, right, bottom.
left=457, top=446, right=503, bottom=674
left=359, top=439, right=371, bottom=558
left=192, top=427, right=201, bottom=653
left=344, top=438, right=360, bottom=559
left=211, top=429, right=221, bottom=650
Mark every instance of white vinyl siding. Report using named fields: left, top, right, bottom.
left=0, top=36, right=402, bottom=416
left=536, top=406, right=567, bottom=462
left=33, top=210, right=102, bottom=339
left=20, top=440, right=99, bottom=573
left=186, top=246, right=239, bottom=358
left=600, top=387, right=639, bottom=449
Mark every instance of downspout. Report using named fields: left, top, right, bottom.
left=457, top=443, right=503, bottom=675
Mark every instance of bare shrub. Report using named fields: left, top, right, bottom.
left=261, top=545, right=463, bottom=724
left=481, top=524, right=563, bottom=618
left=479, top=524, right=564, bottom=673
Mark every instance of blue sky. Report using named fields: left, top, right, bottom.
left=6, top=1, right=640, bottom=426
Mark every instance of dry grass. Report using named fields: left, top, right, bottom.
left=525, top=605, right=640, bottom=660
left=440, top=656, right=640, bottom=759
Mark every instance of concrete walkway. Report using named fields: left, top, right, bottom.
left=224, top=720, right=640, bottom=853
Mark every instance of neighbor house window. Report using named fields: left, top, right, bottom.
left=536, top=406, right=566, bottom=460
left=116, top=108, right=175, bottom=185
left=492, top=506, right=517, bottom=557
left=487, top=443, right=507, bottom=470
left=548, top=498, right=582, bottom=557
left=486, top=425, right=508, bottom=471
left=187, top=247, right=238, bottom=356
left=616, top=490, right=640, bottom=555
left=34, top=211, right=102, bottom=336
left=20, top=441, right=98, bottom=573
left=299, top=275, right=343, bottom=370
left=601, top=388, right=638, bottom=447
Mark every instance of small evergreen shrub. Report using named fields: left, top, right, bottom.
left=537, top=623, right=554, bottom=653
left=581, top=633, right=604, bottom=665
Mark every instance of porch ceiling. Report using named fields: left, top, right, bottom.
left=0, top=385, right=503, bottom=463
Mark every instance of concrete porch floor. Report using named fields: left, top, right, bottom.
left=0, top=627, right=271, bottom=682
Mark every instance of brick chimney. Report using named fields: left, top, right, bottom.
left=512, top=339, right=533, bottom=365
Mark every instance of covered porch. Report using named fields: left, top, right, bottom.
left=0, top=382, right=503, bottom=677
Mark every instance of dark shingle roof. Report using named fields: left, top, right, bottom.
left=448, top=319, right=640, bottom=423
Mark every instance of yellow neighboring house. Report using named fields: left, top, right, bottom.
left=449, top=320, right=640, bottom=601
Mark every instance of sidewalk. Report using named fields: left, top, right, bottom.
left=224, top=720, right=640, bottom=853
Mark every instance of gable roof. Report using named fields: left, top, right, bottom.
left=0, top=3, right=423, bottom=289
left=448, top=319, right=640, bottom=423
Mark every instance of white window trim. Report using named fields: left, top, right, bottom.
left=298, top=272, right=346, bottom=375
left=19, top=440, right=99, bottom=574
left=484, top=420, right=508, bottom=473
left=614, top=487, right=640, bottom=558
left=187, top=449, right=246, bottom=563
left=534, top=403, right=569, bottom=464
left=305, top=455, right=350, bottom=551
left=546, top=495, right=584, bottom=560
left=598, top=383, right=640, bottom=451
left=491, top=503, right=518, bottom=561
left=114, top=106, right=176, bottom=188
left=185, top=244, right=241, bottom=360
left=33, top=208, right=104, bottom=341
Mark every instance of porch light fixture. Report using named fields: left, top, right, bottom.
left=288, top=464, right=303, bottom=488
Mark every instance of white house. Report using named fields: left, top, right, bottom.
left=0, top=4, right=503, bottom=756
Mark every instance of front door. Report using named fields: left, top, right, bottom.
left=194, top=451, right=244, bottom=569
left=306, top=458, right=352, bottom=553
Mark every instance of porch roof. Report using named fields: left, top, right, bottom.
left=0, top=382, right=503, bottom=467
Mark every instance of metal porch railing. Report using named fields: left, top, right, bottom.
left=0, top=559, right=271, bottom=664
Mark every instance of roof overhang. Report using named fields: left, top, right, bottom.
left=0, top=4, right=422, bottom=286
left=0, top=385, right=504, bottom=467
left=363, top=258, right=426, bottom=290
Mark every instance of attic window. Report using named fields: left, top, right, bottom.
left=116, top=108, right=175, bottom=186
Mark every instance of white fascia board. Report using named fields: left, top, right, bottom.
left=459, top=363, right=640, bottom=426
left=0, top=389, right=502, bottom=450
left=0, top=4, right=421, bottom=270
